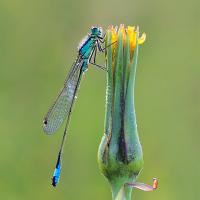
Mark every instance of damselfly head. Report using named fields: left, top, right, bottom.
left=90, top=26, right=102, bottom=37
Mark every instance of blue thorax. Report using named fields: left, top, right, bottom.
left=78, top=37, right=95, bottom=72
left=78, top=27, right=102, bottom=72
left=79, top=37, right=95, bottom=59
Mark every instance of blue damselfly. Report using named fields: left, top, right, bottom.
left=43, top=27, right=106, bottom=187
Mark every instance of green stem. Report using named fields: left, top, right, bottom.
left=113, top=185, right=132, bottom=200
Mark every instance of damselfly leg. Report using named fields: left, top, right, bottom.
left=89, top=45, right=107, bottom=71
left=89, top=39, right=117, bottom=71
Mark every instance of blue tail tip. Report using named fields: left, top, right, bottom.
left=51, top=176, right=58, bottom=187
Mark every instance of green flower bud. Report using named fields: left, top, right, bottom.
left=98, top=25, right=146, bottom=199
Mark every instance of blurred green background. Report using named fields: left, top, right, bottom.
left=0, top=0, right=199, bottom=199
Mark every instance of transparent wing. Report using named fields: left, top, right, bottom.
left=43, top=58, right=83, bottom=134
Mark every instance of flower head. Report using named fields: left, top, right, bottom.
left=98, top=25, right=156, bottom=199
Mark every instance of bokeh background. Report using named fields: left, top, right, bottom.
left=0, top=0, right=200, bottom=199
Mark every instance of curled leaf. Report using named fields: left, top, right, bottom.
left=125, top=178, right=158, bottom=192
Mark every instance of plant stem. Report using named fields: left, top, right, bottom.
left=113, top=185, right=132, bottom=200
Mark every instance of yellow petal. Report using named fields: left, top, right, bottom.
left=111, top=26, right=118, bottom=44
left=138, top=33, right=146, bottom=45
left=126, top=26, right=137, bottom=51
left=120, top=24, right=126, bottom=45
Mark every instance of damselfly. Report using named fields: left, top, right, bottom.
left=43, top=27, right=106, bottom=187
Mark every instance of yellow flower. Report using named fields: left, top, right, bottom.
left=110, top=25, right=146, bottom=60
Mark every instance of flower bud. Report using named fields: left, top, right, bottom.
left=98, top=25, right=146, bottom=199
